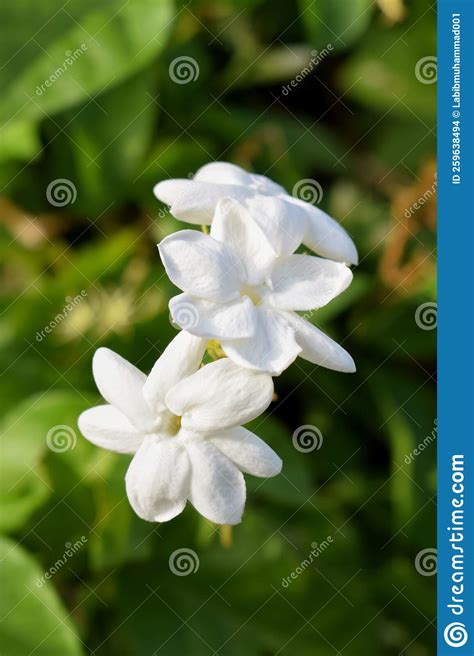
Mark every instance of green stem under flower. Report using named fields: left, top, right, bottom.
left=219, top=525, right=232, bottom=548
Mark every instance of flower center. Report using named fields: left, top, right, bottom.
left=240, top=284, right=264, bottom=306
left=170, top=414, right=182, bottom=436
left=158, top=412, right=182, bottom=437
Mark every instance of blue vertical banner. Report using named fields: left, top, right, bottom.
left=438, top=0, right=474, bottom=653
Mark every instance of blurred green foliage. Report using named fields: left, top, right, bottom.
left=0, top=0, right=436, bottom=654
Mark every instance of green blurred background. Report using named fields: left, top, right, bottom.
left=0, top=0, right=436, bottom=654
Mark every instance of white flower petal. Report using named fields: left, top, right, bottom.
left=194, top=161, right=255, bottom=186
left=186, top=441, right=245, bottom=525
left=210, top=198, right=276, bottom=284
left=158, top=230, right=245, bottom=302
left=210, top=427, right=282, bottom=477
left=143, top=331, right=206, bottom=414
left=78, top=405, right=144, bottom=454
left=250, top=172, right=287, bottom=196
left=267, top=254, right=352, bottom=311
left=282, top=311, right=356, bottom=372
left=92, top=348, right=156, bottom=430
left=244, top=196, right=305, bottom=257
left=222, top=308, right=301, bottom=376
left=195, top=162, right=287, bottom=196
left=153, top=179, right=191, bottom=208
left=154, top=179, right=251, bottom=224
left=125, top=439, right=190, bottom=522
left=169, top=293, right=256, bottom=339
left=165, top=358, right=274, bottom=431
left=286, top=197, right=358, bottom=264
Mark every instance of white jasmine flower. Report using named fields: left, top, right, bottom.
left=154, top=161, right=358, bottom=265
left=78, top=331, right=280, bottom=525
left=159, top=198, right=355, bottom=376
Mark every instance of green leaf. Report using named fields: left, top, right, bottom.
left=0, top=470, right=50, bottom=534
left=44, top=71, right=158, bottom=214
left=0, top=391, right=90, bottom=532
left=339, top=15, right=437, bottom=121
left=0, top=121, right=41, bottom=163
left=0, top=0, right=174, bottom=124
left=0, top=536, right=83, bottom=656
left=299, top=0, right=373, bottom=51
